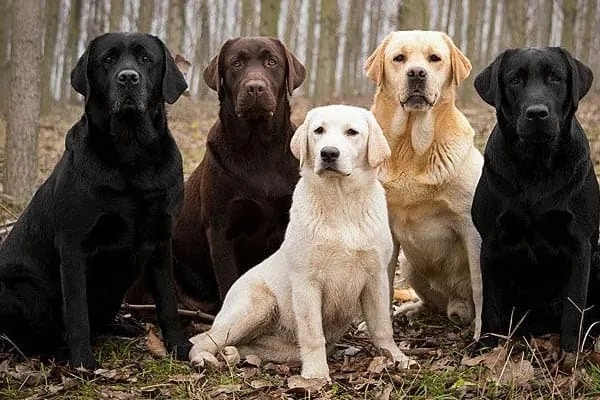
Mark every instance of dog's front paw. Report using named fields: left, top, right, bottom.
left=221, top=346, right=240, bottom=366
left=394, top=300, right=425, bottom=318
left=300, top=365, right=331, bottom=382
left=393, top=352, right=417, bottom=369
left=189, top=346, right=221, bottom=370
left=70, top=355, right=101, bottom=371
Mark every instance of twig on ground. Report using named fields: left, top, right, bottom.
left=121, top=303, right=215, bottom=322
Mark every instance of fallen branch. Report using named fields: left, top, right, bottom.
left=121, top=303, right=215, bottom=322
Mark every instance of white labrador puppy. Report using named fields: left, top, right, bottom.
left=188, top=105, right=413, bottom=380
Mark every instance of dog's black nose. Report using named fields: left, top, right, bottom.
left=320, top=146, right=340, bottom=163
left=525, top=104, right=549, bottom=120
left=246, top=80, right=266, bottom=96
left=118, top=70, right=140, bottom=86
left=407, top=67, right=427, bottom=80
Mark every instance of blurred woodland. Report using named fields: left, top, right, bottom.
left=0, top=0, right=600, bottom=203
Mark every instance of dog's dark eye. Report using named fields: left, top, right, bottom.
left=549, top=74, right=561, bottom=84
left=314, top=127, right=324, bottom=134
left=510, top=76, right=522, bottom=85
left=102, top=55, right=113, bottom=64
left=429, top=54, right=441, bottom=62
left=141, top=55, right=151, bottom=63
left=393, top=54, right=405, bottom=63
left=232, top=60, right=242, bottom=68
left=267, top=58, right=277, bottom=66
left=346, top=128, right=359, bottom=136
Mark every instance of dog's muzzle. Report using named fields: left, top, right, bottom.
left=110, top=68, right=147, bottom=114
left=236, top=79, right=276, bottom=119
left=317, top=146, right=347, bottom=175
left=517, top=103, right=558, bottom=143
left=401, top=67, right=435, bottom=111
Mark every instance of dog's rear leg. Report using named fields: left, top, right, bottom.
left=189, top=278, right=276, bottom=366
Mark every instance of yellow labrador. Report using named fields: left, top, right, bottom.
left=365, top=31, right=483, bottom=339
left=188, top=105, right=413, bottom=380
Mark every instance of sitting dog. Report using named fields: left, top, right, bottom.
left=188, top=105, right=413, bottom=380
left=472, top=47, right=599, bottom=355
left=0, top=33, right=190, bottom=369
left=365, top=31, right=483, bottom=337
left=172, top=37, right=305, bottom=309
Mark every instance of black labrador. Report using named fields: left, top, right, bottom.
left=172, top=37, right=305, bottom=309
left=0, top=33, right=190, bottom=369
left=472, top=47, right=599, bottom=354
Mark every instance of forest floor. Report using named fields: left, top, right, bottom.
left=1, top=95, right=600, bottom=399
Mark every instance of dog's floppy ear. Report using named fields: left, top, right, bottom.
left=365, top=33, right=393, bottom=87
left=474, top=50, right=511, bottom=107
left=364, top=109, right=391, bottom=168
left=71, top=37, right=98, bottom=99
left=271, top=38, right=306, bottom=96
left=153, top=36, right=188, bottom=104
left=290, top=111, right=312, bottom=168
left=203, top=39, right=235, bottom=92
left=441, top=33, right=471, bottom=86
left=557, top=47, right=594, bottom=109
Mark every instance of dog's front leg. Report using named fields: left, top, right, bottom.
left=206, top=226, right=238, bottom=301
left=58, top=244, right=97, bottom=370
left=361, top=269, right=414, bottom=369
left=146, top=241, right=190, bottom=360
left=291, top=277, right=329, bottom=381
left=463, top=223, right=483, bottom=340
left=560, top=240, right=591, bottom=355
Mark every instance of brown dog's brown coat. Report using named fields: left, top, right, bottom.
left=172, top=37, right=305, bottom=309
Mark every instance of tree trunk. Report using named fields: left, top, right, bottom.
left=305, top=0, right=317, bottom=97
left=342, top=0, right=364, bottom=96
left=260, top=0, right=280, bottom=36
left=540, top=0, right=553, bottom=46
left=561, top=0, right=577, bottom=51
left=314, top=0, right=339, bottom=100
left=62, top=0, right=82, bottom=103
left=240, top=0, right=253, bottom=36
left=453, top=0, right=464, bottom=49
left=0, top=0, right=11, bottom=118
left=506, top=0, right=526, bottom=47
left=110, top=0, right=124, bottom=31
left=485, top=0, right=499, bottom=62
left=138, top=0, right=154, bottom=33
left=196, top=0, right=210, bottom=98
left=581, top=0, right=596, bottom=63
left=283, top=0, right=298, bottom=45
left=167, top=0, right=185, bottom=54
left=41, top=0, right=59, bottom=115
left=397, top=0, right=429, bottom=29
left=5, top=0, right=44, bottom=204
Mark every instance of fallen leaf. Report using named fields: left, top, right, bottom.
left=461, top=346, right=507, bottom=367
left=496, top=359, right=535, bottom=386
left=146, top=328, right=167, bottom=358
left=367, top=356, right=393, bottom=374
left=287, top=375, right=328, bottom=393
left=213, top=383, right=242, bottom=395
left=373, top=383, right=393, bottom=400
left=249, top=379, right=272, bottom=389
left=244, top=354, right=262, bottom=367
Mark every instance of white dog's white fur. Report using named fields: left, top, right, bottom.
left=188, top=105, right=413, bottom=380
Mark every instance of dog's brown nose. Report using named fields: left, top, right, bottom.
left=320, top=146, right=340, bottom=163
left=407, top=67, right=427, bottom=80
left=245, top=80, right=266, bottom=96
left=118, top=69, right=140, bottom=86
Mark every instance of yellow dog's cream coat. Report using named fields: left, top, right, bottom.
left=366, top=30, right=483, bottom=339
left=189, top=105, right=413, bottom=380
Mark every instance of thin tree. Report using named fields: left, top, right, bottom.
left=314, top=0, right=340, bottom=100
left=62, top=0, right=82, bottom=103
left=109, top=0, right=124, bottom=31
left=0, top=0, right=11, bottom=118
left=397, top=0, right=429, bottom=29
left=581, top=0, right=596, bottom=64
left=41, top=0, right=59, bottom=115
left=561, top=0, right=577, bottom=52
left=138, top=0, right=155, bottom=33
left=5, top=0, right=45, bottom=204
left=260, top=0, right=280, bottom=36
left=167, top=0, right=186, bottom=54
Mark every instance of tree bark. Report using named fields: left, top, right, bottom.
left=138, top=0, right=155, bottom=33
left=110, top=0, right=124, bottom=31
left=196, top=0, right=210, bottom=98
left=41, top=0, right=59, bottom=115
left=304, top=0, right=317, bottom=97
left=62, top=0, right=82, bottom=103
left=260, top=0, right=280, bottom=36
left=581, top=0, right=596, bottom=63
left=240, top=0, right=254, bottom=36
left=561, top=0, right=577, bottom=51
left=397, top=0, right=429, bottom=29
left=540, top=0, right=553, bottom=46
left=314, top=0, right=339, bottom=100
left=0, top=0, right=11, bottom=118
left=167, top=0, right=186, bottom=54
left=5, top=0, right=45, bottom=204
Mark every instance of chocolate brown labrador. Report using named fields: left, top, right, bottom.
left=172, top=37, right=305, bottom=310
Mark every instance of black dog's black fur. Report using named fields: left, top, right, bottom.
left=0, top=33, right=190, bottom=369
left=472, top=47, right=599, bottom=353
